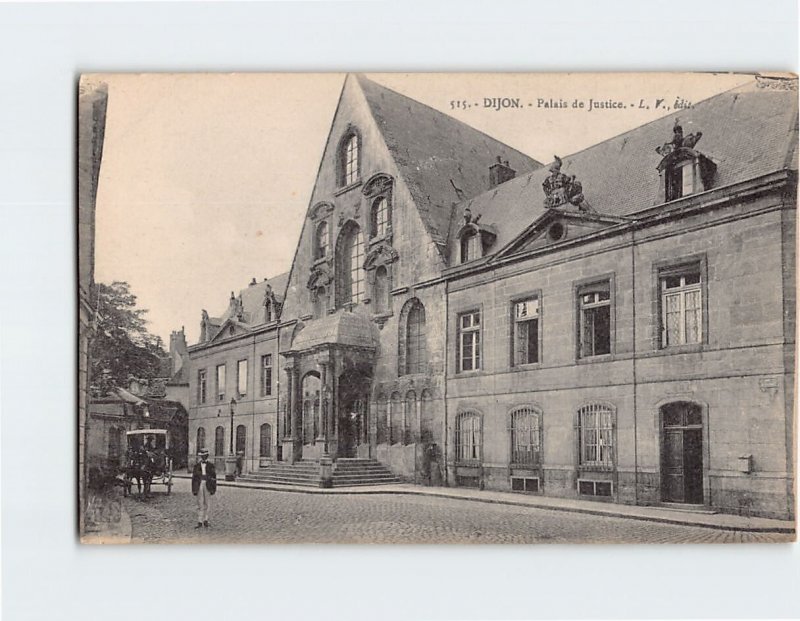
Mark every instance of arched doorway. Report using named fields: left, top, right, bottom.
left=661, top=402, right=704, bottom=504
left=337, top=368, right=370, bottom=458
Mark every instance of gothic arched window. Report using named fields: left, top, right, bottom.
left=336, top=222, right=365, bottom=306
left=400, top=299, right=427, bottom=375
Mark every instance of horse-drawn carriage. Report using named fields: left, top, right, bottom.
left=122, top=429, right=173, bottom=498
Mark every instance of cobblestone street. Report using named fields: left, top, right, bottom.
left=123, top=479, right=792, bottom=544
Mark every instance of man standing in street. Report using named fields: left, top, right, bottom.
left=191, top=448, right=216, bottom=528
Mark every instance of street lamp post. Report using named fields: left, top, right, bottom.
left=225, top=397, right=237, bottom=481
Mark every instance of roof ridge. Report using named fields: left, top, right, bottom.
left=355, top=73, right=541, bottom=167
left=458, top=77, right=776, bottom=209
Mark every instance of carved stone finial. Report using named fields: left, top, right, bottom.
left=463, top=205, right=472, bottom=224
left=655, top=118, right=703, bottom=157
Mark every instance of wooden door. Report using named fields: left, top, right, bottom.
left=661, top=403, right=704, bottom=504
left=662, top=428, right=686, bottom=502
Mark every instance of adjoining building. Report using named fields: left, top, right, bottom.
left=185, top=74, right=796, bottom=519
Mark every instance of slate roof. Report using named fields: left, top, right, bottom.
left=357, top=75, right=542, bottom=254
left=451, top=80, right=798, bottom=255
left=215, top=271, right=289, bottom=327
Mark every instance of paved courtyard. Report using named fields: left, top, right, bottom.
left=123, top=478, right=791, bottom=544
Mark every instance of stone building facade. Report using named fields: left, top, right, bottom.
left=185, top=75, right=796, bottom=519
left=187, top=277, right=286, bottom=473
left=78, top=80, right=108, bottom=534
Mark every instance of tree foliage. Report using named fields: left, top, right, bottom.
left=90, top=281, right=166, bottom=395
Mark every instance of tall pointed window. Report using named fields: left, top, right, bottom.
left=337, top=222, right=365, bottom=306
left=339, top=132, right=360, bottom=187
left=401, top=299, right=427, bottom=375
left=236, top=425, right=246, bottom=454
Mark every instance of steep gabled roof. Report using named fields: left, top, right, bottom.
left=357, top=74, right=542, bottom=255
left=450, top=80, right=798, bottom=255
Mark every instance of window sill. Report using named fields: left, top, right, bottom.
left=576, top=353, right=613, bottom=365
left=312, top=256, right=329, bottom=268
left=651, top=343, right=706, bottom=356
left=368, top=231, right=392, bottom=246
left=510, top=361, right=542, bottom=372
left=578, top=464, right=615, bottom=473
left=334, top=180, right=362, bottom=196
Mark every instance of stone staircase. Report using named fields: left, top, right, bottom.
left=237, top=458, right=399, bottom=488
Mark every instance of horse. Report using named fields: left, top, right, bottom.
left=122, top=447, right=155, bottom=498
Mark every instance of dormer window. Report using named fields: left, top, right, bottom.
left=655, top=120, right=715, bottom=204
left=460, top=229, right=480, bottom=263
left=666, top=158, right=699, bottom=201
left=338, top=131, right=360, bottom=187
left=314, top=221, right=329, bottom=260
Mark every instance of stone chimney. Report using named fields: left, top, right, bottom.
left=489, top=156, right=516, bottom=188
left=169, top=327, right=188, bottom=375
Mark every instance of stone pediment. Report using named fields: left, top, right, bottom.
left=497, top=208, right=631, bottom=257
left=207, top=318, right=253, bottom=343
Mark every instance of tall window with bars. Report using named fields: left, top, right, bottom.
left=260, top=354, right=272, bottom=396
left=237, top=359, right=248, bottom=396
left=371, top=196, right=389, bottom=238
left=513, top=297, right=540, bottom=365
left=197, top=369, right=207, bottom=404
left=457, top=310, right=481, bottom=372
left=578, top=282, right=611, bottom=358
left=341, top=133, right=359, bottom=186
left=510, top=407, right=541, bottom=465
left=578, top=404, right=614, bottom=467
left=456, top=412, right=482, bottom=463
left=661, top=266, right=702, bottom=347
left=215, top=364, right=226, bottom=402
left=196, top=427, right=206, bottom=452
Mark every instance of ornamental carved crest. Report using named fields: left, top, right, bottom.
left=307, top=263, right=333, bottom=290
left=655, top=119, right=703, bottom=159
left=542, top=155, right=586, bottom=209
left=364, top=242, right=399, bottom=270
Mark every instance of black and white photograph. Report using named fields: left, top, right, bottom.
left=78, top=71, right=797, bottom=545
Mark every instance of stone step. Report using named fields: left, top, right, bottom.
left=238, top=475, right=319, bottom=487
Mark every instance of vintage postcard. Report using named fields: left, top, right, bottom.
left=78, top=72, right=797, bottom=544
